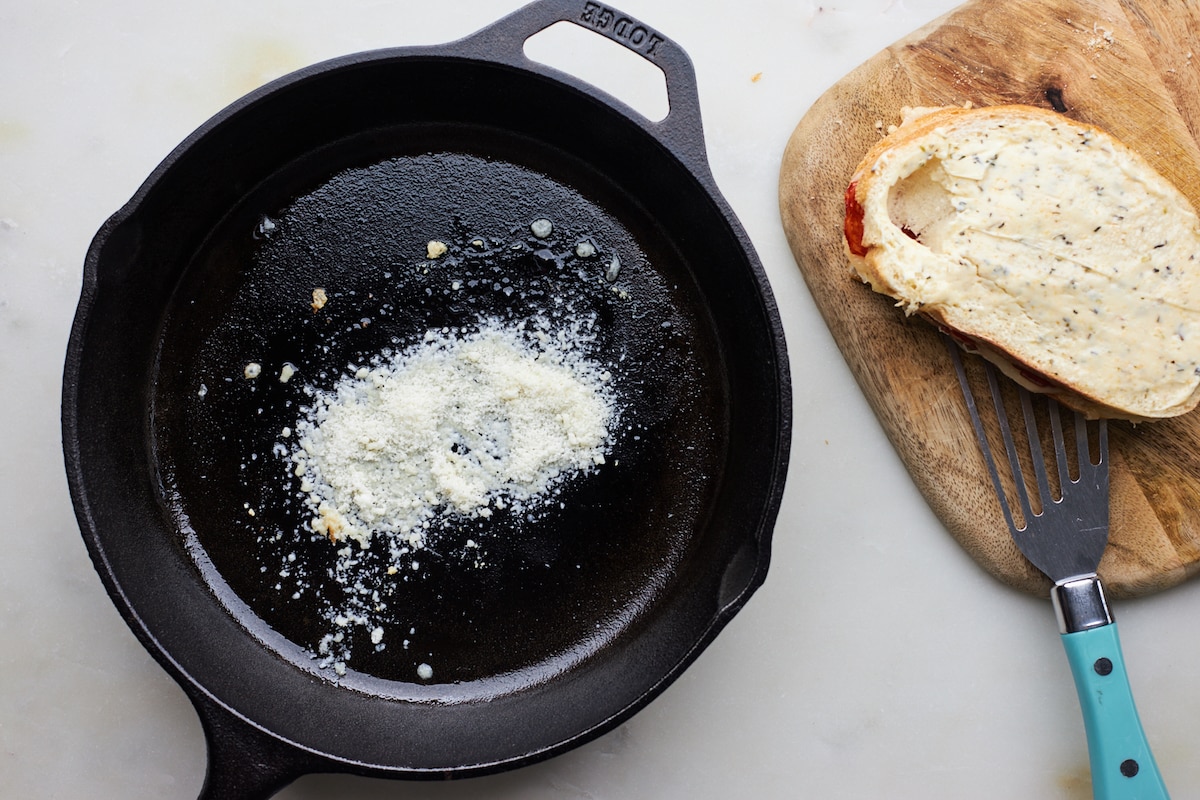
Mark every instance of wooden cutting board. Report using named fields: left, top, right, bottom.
left=779, top=0, right=1200, bottom=598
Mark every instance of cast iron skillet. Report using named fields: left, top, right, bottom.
left=62, top=2, right=791, bottom=797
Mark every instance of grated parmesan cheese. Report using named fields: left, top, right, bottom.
left=291, top=317, right=614, bottom=549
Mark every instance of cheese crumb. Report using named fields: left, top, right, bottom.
left=311, top=288, right=328, bottom=312
left=427, top=240, right=448, bottom=259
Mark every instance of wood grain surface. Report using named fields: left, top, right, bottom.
left=779, top=0, right=1200, bottom=598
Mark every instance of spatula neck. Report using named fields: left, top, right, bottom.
left=1052, top=574, right=1113, bottom=634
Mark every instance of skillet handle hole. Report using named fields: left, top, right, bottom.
left=524, top=20, right=669, bottom=122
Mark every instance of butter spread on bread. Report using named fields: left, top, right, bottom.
left=844, top=104, right=1200, bottom=420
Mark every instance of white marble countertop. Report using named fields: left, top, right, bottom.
left=4, top=1, right=1199, bottom=798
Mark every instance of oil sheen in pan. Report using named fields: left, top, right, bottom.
left=150, top=142, right=729, bottom=692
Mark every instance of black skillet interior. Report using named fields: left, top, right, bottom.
left=64, top=0, right=790, bottom=788
left=155, top=129, right=729, bottom=685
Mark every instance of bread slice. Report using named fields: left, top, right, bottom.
left=844, top=104, right=1200, bottom=421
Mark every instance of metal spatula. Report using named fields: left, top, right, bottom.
left=946, top=340, right=1169, bottom=800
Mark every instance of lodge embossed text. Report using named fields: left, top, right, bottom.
left=580, top=2, right=663, bottom=55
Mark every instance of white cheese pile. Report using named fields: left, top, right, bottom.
left=291, top=317, right=614, bottom=550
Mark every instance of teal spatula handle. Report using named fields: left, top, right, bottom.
left=1062, top=622, right=1169, bottom=799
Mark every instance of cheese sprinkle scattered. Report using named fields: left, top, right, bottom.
left=291, top=317, right=614, bottom=550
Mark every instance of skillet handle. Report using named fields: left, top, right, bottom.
left=188, top=690, right=316, bottom=800
left=455, top=0, right=711, bottom=178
